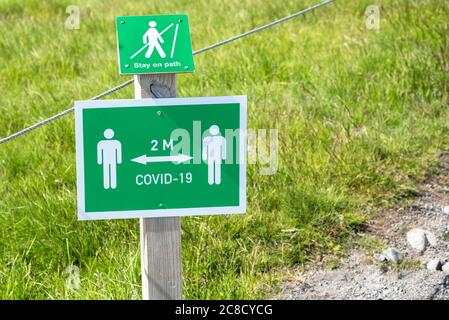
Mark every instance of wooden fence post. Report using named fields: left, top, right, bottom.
left=134, top=74, right=182, bottom=300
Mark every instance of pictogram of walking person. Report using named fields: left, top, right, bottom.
left=97, top=129, right=122, bottom=190
left=202, top=125, right=226, bottom=185
left=143, top=21, right=166, bottom=59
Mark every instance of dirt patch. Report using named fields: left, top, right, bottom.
left=279, top=157, right=449, bottom=300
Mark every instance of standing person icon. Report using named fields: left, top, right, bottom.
left=202, top=125, right=226, bottom=185
left=97, top=129, right=122, bottom=190
left=143, top=21, right=166, bottom=59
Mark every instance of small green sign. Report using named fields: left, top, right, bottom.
left=75, top=96, right=246, bottom=220
left=116, top=14, right=195, bottom=75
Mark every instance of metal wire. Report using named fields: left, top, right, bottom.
left=192, top=0, right=335, bottom=55
left=0, top=0, right=335, bottom=145
left=0, top=79, right=135, bottom=144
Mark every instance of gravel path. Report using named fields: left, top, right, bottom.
left=280, top=158, right=449, bottom=300
left=283, top=267, right=448, bottom=300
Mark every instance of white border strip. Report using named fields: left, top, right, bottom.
left=75, top=96, right=247, bottom=221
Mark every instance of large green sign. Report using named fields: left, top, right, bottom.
left=75, top=97, right=246, bottom=220
left=116, top=14, right=195, bottom=75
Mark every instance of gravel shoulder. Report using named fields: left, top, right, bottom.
left=279, top=158, right=449, bottom=300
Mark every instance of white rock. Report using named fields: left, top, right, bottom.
left=406, top=228, right=429, bottom=253
left=442, top=262, right=449, bottom=275
left=374, top=254, right=388, bottom=262
left=426, top=258, right=443, bottom=271
left=442, top=206, right=449, bottom=214
left=425, top=231, right=438, bottom=246
left=383, top=248, right=402, bottom=263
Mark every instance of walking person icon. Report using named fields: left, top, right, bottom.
left=97, top=129, right=122, bottom=189
left=143, top=21, right=166, bottom=59
left=202, top=125, right=226, bottom=185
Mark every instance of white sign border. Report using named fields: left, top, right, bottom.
left=75, top=96, right=247, bottom=221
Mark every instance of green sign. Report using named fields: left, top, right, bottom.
left=75, top=96, right=246, bottom=220
left=116, top=14, right=195, bottom=75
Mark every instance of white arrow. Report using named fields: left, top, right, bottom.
left=131, top=153, right=192, bottom=165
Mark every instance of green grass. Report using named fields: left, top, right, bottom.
left=354, top=235, right=388, bottom=255
left=443, top=231, right=449, bottom=242
left=378, top=257, right=423, bottom=273
left=0, top=0, right=448, bottom=299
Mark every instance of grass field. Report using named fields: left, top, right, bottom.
left=0, top=0, right=448, bottom=299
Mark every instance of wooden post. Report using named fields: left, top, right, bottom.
left=134, top=74, right=182, bottom=300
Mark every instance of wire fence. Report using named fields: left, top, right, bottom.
left=0, top=0, right=335, bottom=145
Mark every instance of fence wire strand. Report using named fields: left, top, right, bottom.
left=0, top=0, right=335, bottom=145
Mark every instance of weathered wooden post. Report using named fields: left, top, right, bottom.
left=134, top=74, right=182, bottom=300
